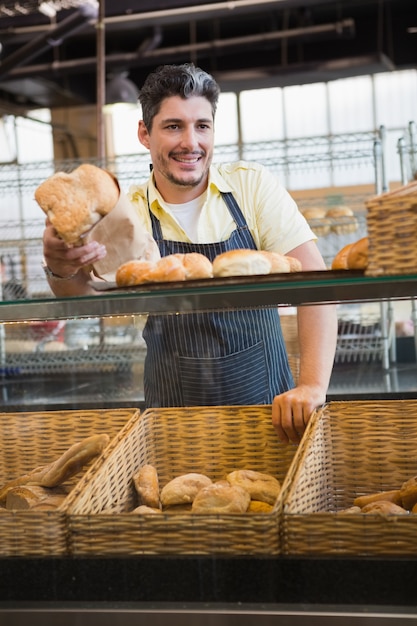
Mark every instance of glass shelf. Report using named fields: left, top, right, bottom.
left=1, top=271, right=417, bottom=322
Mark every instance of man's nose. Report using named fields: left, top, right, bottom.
left=180, top=126, right=199, bottom=149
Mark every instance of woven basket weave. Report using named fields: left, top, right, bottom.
left=281, top=400, right=417, bottom=556
left=66, top=405, right=298, bottom=556
left=366, top=181, right=417, bottom=275
left=0, top=408, right=138, bottom=556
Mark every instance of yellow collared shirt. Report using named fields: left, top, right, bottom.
left=128, top=160, right=314, bottom=255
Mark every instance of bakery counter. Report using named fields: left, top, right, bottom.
left=1, top=555, right=417, bottom=624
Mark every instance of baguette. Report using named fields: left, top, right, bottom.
left=0, top=433, right=110, bottom=503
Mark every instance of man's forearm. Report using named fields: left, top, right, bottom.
left=296, top=303, right=338, bottom=392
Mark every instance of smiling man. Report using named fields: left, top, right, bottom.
left=42, top=63, right=337, bottom=443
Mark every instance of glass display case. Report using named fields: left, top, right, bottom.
left=0, top=273, right=417, bottom=624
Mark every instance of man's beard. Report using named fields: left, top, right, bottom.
left=157, top=151, right=212, bottom=188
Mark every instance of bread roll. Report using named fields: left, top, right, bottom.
left=259, top=251, right=291, bottom=273
left=286, top=255, right=303, bottom=272
left=132, top=464, right=160, bottom=510
left=35, top=164, right=120, bottom=245
left=331, top=243, right=354, bottom=270
left=163, top=503, right=193, bottom=514
left=116, top=253, right=213, bottom=287
left=353, top=489, right=403, bottom=509
left=338, top=506, right=362, bottom=514
left=400, top=476, right=417, bottom=510
left=191, top=481, right=251, bottom=514
left=361, top=500, right=408, bottom=515
left=247, top=500, right=274, bottom=513
left=5, top=485, right=65, bottom=510
left=115, top=260, right=154, bottom=287
left=173, top=253, right=213, bottom=279
left=326, top=205, right=359, bottom=235
left=160, top=473, right=212, bottom=507
left=212, top=249, right=272, bottom=277
left=146, top=255, right=186, bottom=283
left=131, top=505, right=163, bottom=514
left=226, top=469, right=281, bottom=505
left=347, top=237, right=369, bottom=270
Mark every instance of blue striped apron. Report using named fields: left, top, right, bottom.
left=143, top=191, right=294, bottom=407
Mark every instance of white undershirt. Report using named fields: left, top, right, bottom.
left=165, top=191, right=207, bottom=241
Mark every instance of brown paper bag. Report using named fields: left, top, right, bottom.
left=86, top=191, right=160, bottom=282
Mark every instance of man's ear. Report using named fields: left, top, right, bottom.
left=138, top=120, right=150, bottom=149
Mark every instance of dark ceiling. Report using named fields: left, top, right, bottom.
left=0, top=0, right=416, bottom=113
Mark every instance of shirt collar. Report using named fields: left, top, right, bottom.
left=147, top=165, right=233, bottom=208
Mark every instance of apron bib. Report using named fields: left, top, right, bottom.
left=143, top=192, right=294, bottom=407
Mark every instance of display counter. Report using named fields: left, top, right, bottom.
left=0, top=272, right=416, bottom=624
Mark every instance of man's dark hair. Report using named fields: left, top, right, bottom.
left=138, top=63, right=220, bottom=131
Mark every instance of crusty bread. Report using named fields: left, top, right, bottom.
left=259, top=251, right=291, bottom=273
left=212, top=249, right=272, bottom=277
left=191, top=481, right=251, bottom=514
left=399, top=476, right=417, bottom=510
left=247, top=500, right=274, bottom=513
left=115, top=260, right=154, bottom=287
left=173, top=253, right=213, bottom=279
left=347, top=237, right=369, bottom=270
left=132, top=464, right=160, bottom=510
left=146, top=255, right=186, bottom=283
left=0, top=433, right=110, bottom=503
left=160, top=473, right=212, bottom=507
left=226, top=469, right=281, bottom=505
left=361, top=500, right=408, bottom=515
left=115, top=253, right=213, bottom=287
left=331, top=242, right=354, bottom=270
left=35, top=163, right=120, bottom=245
left=353, top=489, right=403, bottom=509
left=5, top=485, right=66, bottom=510
left=131, top=505, right=163, bottom=514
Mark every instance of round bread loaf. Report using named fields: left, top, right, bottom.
left=146, top=255, right=186, bottom=282
left=160, top=473, right=212, bottom=507
left=173, top=253, right=213, bottom=279
left=247, top=500, right=274, bottom=513
left=259, top=251, right=291, bottom=273
left=331, top=243, right=354, bottom=270
left=361, top=500, right=408, bottom=515
left=346, top=237, right=369, bottom=270
left=191, top=481, right=251, bottom=514
left=212, top=249, right=272, bottom=277
left=35, top=163, right=120, bottom=245
left=115, top=260, right=154, bottom=286
left=131, top=505, right=163, bottom=514
left=326, top=205, right=359, bottom=235
left=226, top=469, right=281, bottom=505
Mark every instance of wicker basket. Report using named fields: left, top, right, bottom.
left=366, top=181, right=417, bottom=275
left=66, top=405, right=298, bottom=556
left=281, top=400, right=417, bottom=556
left=0, top=408, right=138, bottom=556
